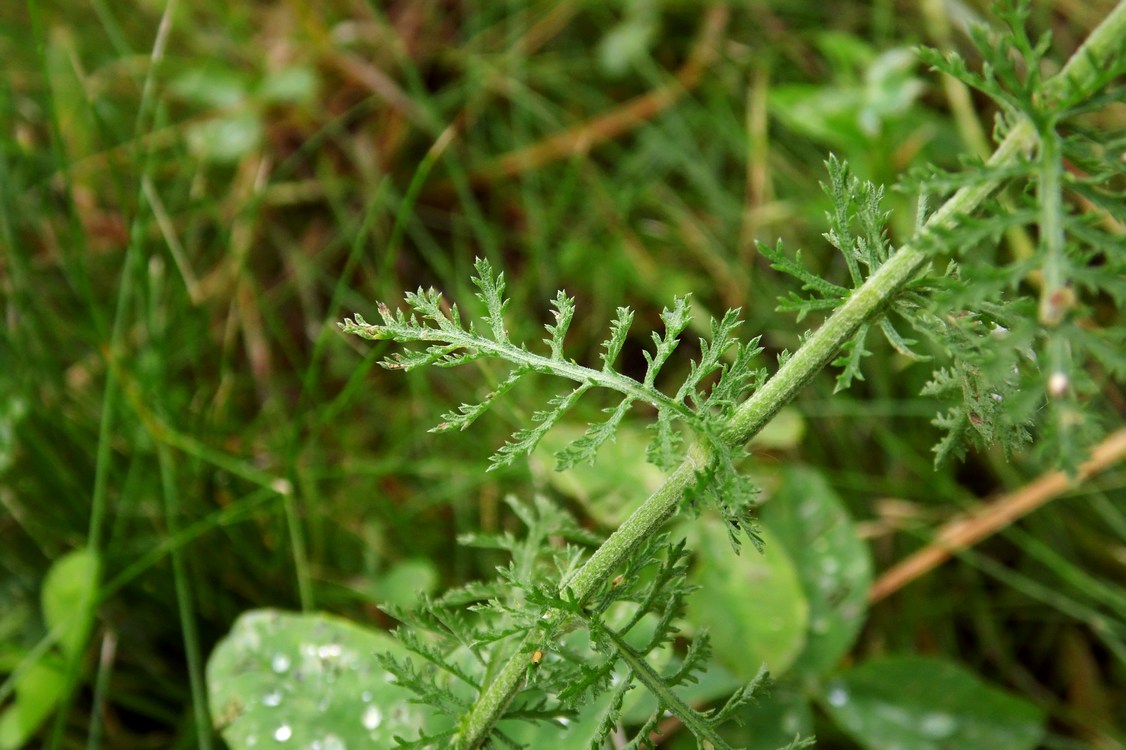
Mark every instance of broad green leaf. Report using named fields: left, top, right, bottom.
left=860, top=48, right=924, bottom=135
left=186, top=113, right=263, bottom=164
left=769, top=84, right=868, bottom=152
left=534, top=423, right=666, bottom=527
left=257, top=65, right=318, bottom=105
left=720, top=681, right=814, bottom=750
left=41, top=547, right=100, bottom=662
left=598, top=13, right=658, bottom=77
left=0, top=549, right=98, bottom=750
left=367, top=559, right=439, bottom=610
left=0, top=660, right=67, bottom=750
left=761, top=466, right=871, bottom=677
left=814, top=30, right=877, bottom=72
left=206, top=609, right=432, bottom=749
left=748, top=407, right=805, bottom=450
left=682, top=520, right=809, bottom=679
left=170, top=66, right=251, bottom=108
left=822, top=656, right=1045, bottom=750
left=768, top=37, right=922, bottom=149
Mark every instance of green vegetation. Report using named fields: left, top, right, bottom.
left=3, top=1, right=1126, bottom=749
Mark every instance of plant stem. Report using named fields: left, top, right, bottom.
left=454, top=123, right=1032, bottom=750
left=721, top=127, right=1033, bottom=447
left=453, top=4, right=1126, bottom=746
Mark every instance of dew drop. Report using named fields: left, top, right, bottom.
left=362, top=705, right=383, bottom=730
left=1048, top=372, right=1069, bottom=397
left=322, top=735, right=346, bottom=750
left=274, top=724, right=292, bottom=742
left=261, top=689, right=282, bottom=707
left=827, top=685, right=849, bottom=707
left=271, top=653, right=291, bottom=673
left=361, top=690, right=372, bottom=703
left=919, top=712, right=957, bottom=738
left=247, top=735, right=258, bottom=747
left=318, top=644, right=343, bottom=660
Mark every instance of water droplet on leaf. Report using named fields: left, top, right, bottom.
left=271, top=653, right=291, bottom=673
left=919, top=712, right=957, bottom=738
left=362, top=705, right=382, bottom=730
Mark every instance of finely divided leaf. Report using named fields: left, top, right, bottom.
left=470, top=257, right=511, bottom=343
left=705, top=338, right=764, bottom=417
left=833, top=328, right=871, bottom=392
left=646, top=410, right=684, bottom=471
left=555, top=397, right=636, bottom=470
left=601, top=307, right=635, bottom=371
left=544, top=291, right=576, bottom=359
left=490, top=385, right=593, bottom=470
left=674, top=308, right=742, bottom=406
left=643, top=296, right=692, bottom=388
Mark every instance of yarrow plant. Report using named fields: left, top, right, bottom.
left=335, top=2, right=1126, bottom=748
left=342, top=258, right=765, bottom=552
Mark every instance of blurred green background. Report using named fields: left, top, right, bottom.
left=2, top=1, right=1124, bottom=748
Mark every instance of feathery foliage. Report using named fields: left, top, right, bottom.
left=907, top=0, right=1126, bottom=468
left=339, top=257, right=766, bottom=549
left=336, top=2, right=1126, bottom=746
left=761, top=0, right=1126, bottom=468
left=760, top=156, right=931, bottom=393
left=375, top=496, right=771, bottom=749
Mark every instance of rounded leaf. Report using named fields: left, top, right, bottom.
left=169, top=66, right=249, bottom=109
left=258, top=66, right=318, bottom=105
left=366, top=559, right=439, bottom=610
left=206, top=609, right=430, bottom=749
left=0, top=661, right=68, bottom=750
left=722, top=681, right=814, bottom=750
left=186, top=113, right=263, bottom=164
left=41, top=547, right=100, bottom=662
left=761, top=466, right=871, bottom=677
left=822, top=656, right=1045, bottom=750
left=683, top=520, right=809, bottom=679
left=534, top=423, right=665, bottom=527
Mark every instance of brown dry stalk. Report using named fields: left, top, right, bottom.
left=869, top=427, right=1126, bottom=603
left=457, top=4, right=731, bottom=188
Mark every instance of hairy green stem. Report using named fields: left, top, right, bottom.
left=458, top=336, right=698, bottom=423
left=1036, top=127, right=1066, bottom=326
left=454, top=124, right=1032, bottom=750
left=453, top=5, right=1126, bottom=746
